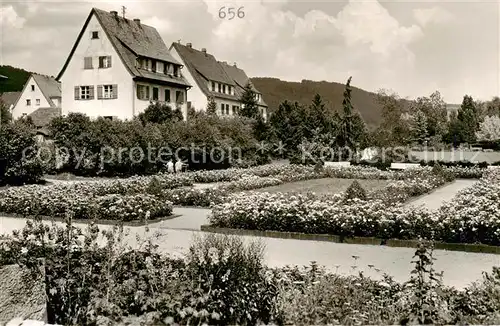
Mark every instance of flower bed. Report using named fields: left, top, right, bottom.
left=209, top=171, right=500, bottom=246
left=162, top=187, right=227, bottom=207
left=95, top=194, right=173, bottom=221
left=0, top=175, right=180, bottom=220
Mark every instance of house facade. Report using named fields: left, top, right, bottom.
left=57, top=8, right=191, bottom=120
left=169, top=42, right=267, bottom=120
left=11, top=74, right=61, bottom=120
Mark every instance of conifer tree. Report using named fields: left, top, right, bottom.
left=206, top=96, right=217, bottom=116
left=239, top=82, right=259, bottom=119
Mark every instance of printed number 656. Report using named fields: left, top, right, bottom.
left=219, top=7, right=245, bottom=20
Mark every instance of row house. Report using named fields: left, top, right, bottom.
left=170, top=42, right=267, bottom=120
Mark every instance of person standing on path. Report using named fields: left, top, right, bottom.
left=175, top=160, right=184, bottom=173
left=167, top=159, right=174, bottom=173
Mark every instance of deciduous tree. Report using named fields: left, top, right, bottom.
left=476, top=115, right=500, bottom=141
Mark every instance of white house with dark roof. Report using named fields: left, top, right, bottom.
left=169, top=42, right=267, bottom=120
left=57, top=8, right=191, bottom=120
left=11, top=73, right=61, bottom=120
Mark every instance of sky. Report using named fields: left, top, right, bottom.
left=1, top=0, right=499, bottom=104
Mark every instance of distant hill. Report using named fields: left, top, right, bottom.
left=0, top=65, right=32, bottom=93
left=251, top=77, right=408, bottom=128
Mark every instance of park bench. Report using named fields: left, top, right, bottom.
left=324, top=161, right=351, bottom=168
left=390, top=163, right=421, bottom=170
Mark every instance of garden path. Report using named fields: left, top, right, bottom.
left=1, top=214, right=499, bottom=290
left=405, top=179, right=478, bottom=211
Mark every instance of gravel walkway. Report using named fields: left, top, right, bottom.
left=1, top=213, right=498, bottom=290
left=406, top=179, right=478, bottom=211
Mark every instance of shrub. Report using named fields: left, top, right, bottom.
left=432, top=163, right=455, bottom=182
left=184, top=234, right=276, bottom=325
left=344, top=180, right=367, bottom=201
left=0, top=122, right=46, bottom=185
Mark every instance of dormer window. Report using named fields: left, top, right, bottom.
left=91, top=31, right=99, bottom=39
left=173, top=66, right=179, bottom=77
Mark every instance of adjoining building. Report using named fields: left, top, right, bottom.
left=170, top=42, right=267, bottom=120
left=11, top=74, right=61, bottom=120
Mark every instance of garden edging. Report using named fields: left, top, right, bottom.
left=200, top=225, right=500, bottom=255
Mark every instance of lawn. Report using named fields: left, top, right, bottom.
left=252, top=178, right=391, bottom=195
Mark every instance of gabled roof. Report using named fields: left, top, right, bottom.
left=171, top=42, right=239, bottom=101
left=12, top=74, right=61, bottom=109
left=57, top=8, right=190, bottom=87
left=32, top=74, right=61, bottom=107
left=219, top=61, right=267, bottom=107
left=28, top=107, right=61, bottom=128
left=0, top=91, right=21, bottom=108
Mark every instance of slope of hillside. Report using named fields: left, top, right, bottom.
left=251, top=77, right=387, bottom=127
left=0, top=65, right=32, bottom=93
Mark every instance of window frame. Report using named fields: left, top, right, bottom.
left=136, top=84, right=150, bottom=100
left=91, top=31, right=99, bottom=39
left=80, top=86, right=91, bottom=100
left=103, top=85, right=113, bottom=99
left=26, top=99, right=31, bottom=106
left=152, top=87, right=159, bottom=101
left=36, top=99, right=40, bottom=106
left=98, top=56, right=111, bottom=69
left=164, top=89, right=171, bottom=102
left=31, top=85, right=35, bottom=91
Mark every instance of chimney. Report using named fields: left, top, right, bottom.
left=201, top=48, right=207, bottom=54
left=186, top=42, right=192, bottom=48
left=110, top=11, right=118, bottom=17
left=233, top=62, right=237, bottom=67
left=133, top=18, right=140, bottom=24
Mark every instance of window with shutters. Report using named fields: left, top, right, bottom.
left=98, top=56, right=111, bottom=68
left=136, top=85, right=150, bottom=100
left=84, top=57, right=93, bottom=69
left=101, top=85, right=116, bottom=99
left=152, top=87, right=159, bottom=101
left=165, top=89, right=171, bottom=102
left=79, top=86, right=92, bottom=100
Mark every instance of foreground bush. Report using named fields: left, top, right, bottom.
left=0, top=122, right=46, bottom=185
left=0, top=222, right=276, bottom=325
